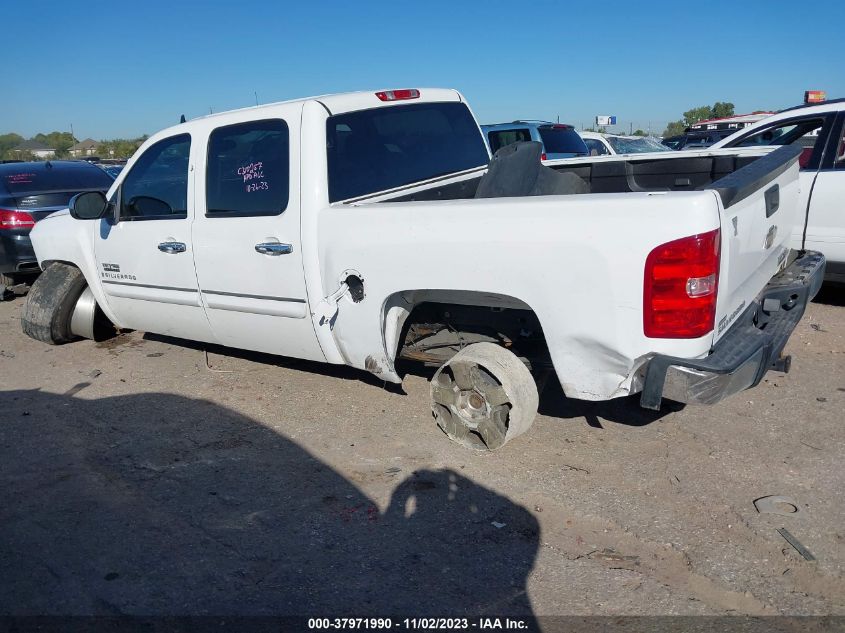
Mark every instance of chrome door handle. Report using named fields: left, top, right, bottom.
left=158, top=241, right=187, bottom=254
left=255, top=242, right=293, bottom=256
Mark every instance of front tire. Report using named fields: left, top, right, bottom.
left=21, top=263, right=87, bottom=345
left=430, top=342, right=539, bottom=451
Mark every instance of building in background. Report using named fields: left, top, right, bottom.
left=11, top=140, right=55, bottom=159
left=689, top=112, right=774, bottom=134
left=68, top=139, right=100, bottom=157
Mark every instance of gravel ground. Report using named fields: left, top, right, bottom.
left=0, top=287, right=843, bottom=619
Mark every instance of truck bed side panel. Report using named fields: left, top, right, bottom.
left=317, top=192, right=720, bottom=400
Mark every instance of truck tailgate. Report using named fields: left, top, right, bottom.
left=707, top=145, right=803, bottom=344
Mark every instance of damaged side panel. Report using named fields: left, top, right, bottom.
left=315, top=193, right=719, bottom=399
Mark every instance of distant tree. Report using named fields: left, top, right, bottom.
left=0, top=133, right=24, bottom=160
left=34, top=131, right=76, bottom=157
left=662, top=100, right=740, bottom=138
left=632, top=129, right=646, bottom=136
left=683, top=106, right=713, bottom=127
left=712, top=101, right=735, bottom=119
left=679, top=102, right=738, bottom=128
left=663, top=120, right=686, bottom=137
left=97, top=136, right=147, bottom=159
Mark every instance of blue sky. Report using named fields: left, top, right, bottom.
left=5, top=0, right=844, bottom=138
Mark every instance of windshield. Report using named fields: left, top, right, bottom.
left=606, top=136, right=671, bottom=154
left=537, top=127, right=588, bottom=155
left=326, top=102, right=489, bottom=202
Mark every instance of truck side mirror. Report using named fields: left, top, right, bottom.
left=69, top=191, right=109, bottom=220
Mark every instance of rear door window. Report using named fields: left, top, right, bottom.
left=326, top=102, right=489, bottom=202
left=734, top=117, right=827, bottom=169
left=487, top=128, right=533, bottom=154
left=206, top=119, right=289, bottom=217
left=735, top=118, right=824, bottom=148
left=584, top=139, right=610, bottom=156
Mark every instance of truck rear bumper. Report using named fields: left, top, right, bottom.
left=640, top=250, right=826, bottom=410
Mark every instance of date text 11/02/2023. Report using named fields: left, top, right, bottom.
left=307, top=617, right=530, bottom=629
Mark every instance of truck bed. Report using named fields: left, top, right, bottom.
left=328, top=145, right=802, bottom=400
left=368, top=146, right=774, bottom=203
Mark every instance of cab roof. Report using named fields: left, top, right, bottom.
left=184, top=88, right=463, bottom=126
left=148, top=88, right=466, bottom=143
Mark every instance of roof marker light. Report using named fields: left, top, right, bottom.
left=375, top=89, right=420, bottom=102
left=804, top=90, right=826, bottom=104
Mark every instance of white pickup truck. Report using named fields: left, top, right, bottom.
left=22, top=88, right=825, bottom=451
left=711, top=98, right=845, bottom=283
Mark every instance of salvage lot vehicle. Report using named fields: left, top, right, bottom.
left=661, top=129, right=735, bottom=150
left=580, top=132, right=671, bottom=156
left=482, top=121, right=589, bottom=160
left=22, top=88, right=824, bottom=450
left=711, top=98, right=845, bottom=283
left=0, top=160, right=113, bottom=297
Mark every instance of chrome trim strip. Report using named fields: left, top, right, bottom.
left=102, top=280, right=195, bottom=293
left=202, top=289, right=306, bottom=303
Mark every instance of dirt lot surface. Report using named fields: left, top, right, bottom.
left=1, top=288, right=844, bottom=620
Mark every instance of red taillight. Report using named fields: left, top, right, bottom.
left=375, top=89, right=420, bottom=102
left=644, top=229, right=720, bottom=339
left=0, top=209, right=36, bottom=230
left=799, top=146, right=813, bottom=169
left=541, top=152, right=547, bottom=161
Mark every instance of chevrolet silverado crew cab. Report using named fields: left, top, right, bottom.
left=711, top=98, right=845, bottom=283
left=22, top=88, right=824, bottom=451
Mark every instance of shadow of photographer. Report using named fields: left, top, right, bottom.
left=0, top=389, right=538, bottom=618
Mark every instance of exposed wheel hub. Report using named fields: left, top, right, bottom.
left=430, top=343, right=537, bottom=451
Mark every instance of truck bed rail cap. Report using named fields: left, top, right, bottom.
left=707, top=144, right=802, bottom=209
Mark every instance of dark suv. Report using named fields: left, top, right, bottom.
left=662, top=130, right=735, bottom=150
left=1, top=161, right=113, bottom=294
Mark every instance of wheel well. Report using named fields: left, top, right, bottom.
left=39, top=260, right=116, bottom=341
left=40, top=259, right=80, bottom=273
left=384, top=291, right=551, bottom=373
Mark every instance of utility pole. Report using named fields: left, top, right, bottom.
left=630, top=122, right=633, bottom=135
left=254, top=91, right=259, bottom=106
